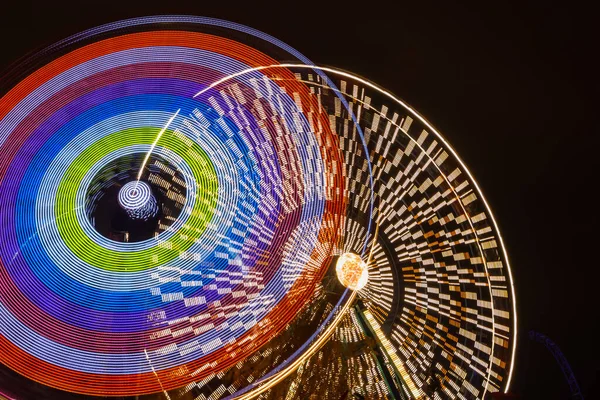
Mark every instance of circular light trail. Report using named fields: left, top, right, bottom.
left=117, top=181, right=158, bottom=221
left=0, top=17, right=348, bottom=396
left=0, top=16, right=516, bottom=400
left=200, top=63, right=518, bottom=399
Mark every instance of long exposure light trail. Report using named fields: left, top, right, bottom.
left=0, top=16, right=517, bottom=399
left=137, top=108, right=180, bottom=181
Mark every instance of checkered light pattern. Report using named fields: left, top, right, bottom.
left=296, top=72, right=516, bottom=398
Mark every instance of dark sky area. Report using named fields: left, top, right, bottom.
left=1, top=1, right=596, bottom=399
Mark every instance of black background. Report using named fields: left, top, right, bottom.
left=1, top=1, right=596, bottom=399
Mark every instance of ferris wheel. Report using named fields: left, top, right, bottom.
left=0, top=16, right=516, bottom=400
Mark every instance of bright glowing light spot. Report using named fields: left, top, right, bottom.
left=336, top=253, right=368, bottom=290
left=118, top=181, right=158, bottom=221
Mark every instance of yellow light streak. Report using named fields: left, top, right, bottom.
left=363, top=309, right=424, bottom=399
left=232, top=290, right=357, bottom=400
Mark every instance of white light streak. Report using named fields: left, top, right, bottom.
left=137, top=109, right=181, bottom=181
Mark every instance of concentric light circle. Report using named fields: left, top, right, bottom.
left=117, top=181, right=158, bottom=220
left=0, top=17, right=349, bottom=396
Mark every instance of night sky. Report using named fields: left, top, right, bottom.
left=1, top=2, right=596, bottom=399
